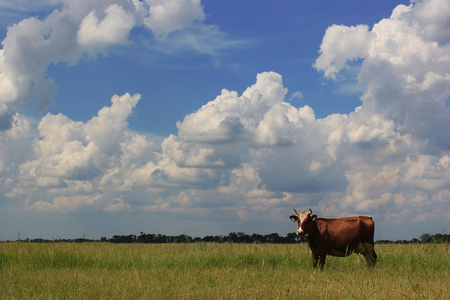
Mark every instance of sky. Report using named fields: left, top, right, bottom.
left=0, top=0, right=449, bottom=241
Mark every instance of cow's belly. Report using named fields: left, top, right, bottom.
left=326, top=242, right=369, bottom=257
left=327, top=248, right=347, bottom=257
left=327, top=243, right=362, bottom=257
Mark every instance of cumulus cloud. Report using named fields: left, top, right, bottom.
left=314, top=24, right=372, bottom=79
left=413, top=0, right=450, bottom=45
left=77, top=4, right=137, bottom=53
left=0, top=114, right=33, bottom=175
left=144, top=0, right=205, bottom=39
left=310, top=0, right=450, bottom=226
left=3, top=92, right=160, bottom=211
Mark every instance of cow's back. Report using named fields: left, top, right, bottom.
left=314, top=216, right=374, bottom=247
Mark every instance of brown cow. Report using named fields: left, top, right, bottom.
left=289, top=208, right=377, bottom=269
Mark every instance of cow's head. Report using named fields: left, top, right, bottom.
left=289, top=208, right=317, bottom=237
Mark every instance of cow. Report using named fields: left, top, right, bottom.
left=289, top=208, right=377, bottom=269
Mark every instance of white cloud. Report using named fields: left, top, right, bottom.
left=148, top=24, right=248, bottom=56
left=413, top=0, right=450, bottom=44
left=314, top=24, right=372, bottom=79
left=289, top=91, right=303, bottom=102
left=315, top=0, right=450, bottom=152
left=3, top=93, right=159, bottom=210
left=176, top=72, right=289, bottom=145
left=77, top=4, right=137, bottom=54
left=0, top=114, right=34, bottom=175
left=144, top=0, right=205, bottom=39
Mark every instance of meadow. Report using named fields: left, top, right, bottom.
left=1, top=242, right=448, bottom=299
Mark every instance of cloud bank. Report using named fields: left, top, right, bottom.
left=0, top=0, right=449, bottom=239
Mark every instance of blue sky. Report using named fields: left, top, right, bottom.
left=39, top=1, right=408, bottom=135
left=0, top=0, right=449, bottom=241
left=44, top=0, right=409, bottom=134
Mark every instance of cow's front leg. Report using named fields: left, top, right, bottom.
left=318, top=253, right=327, bottom=270
left=312, top=253, right=318, bottom=268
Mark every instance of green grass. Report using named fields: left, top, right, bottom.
left=1, top=242, right=448, bottom=299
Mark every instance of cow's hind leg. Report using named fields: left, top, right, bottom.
left=362, top=242, right=377, bottom=268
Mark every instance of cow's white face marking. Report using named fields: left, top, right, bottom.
left=296, top=211, right=311, bottom=236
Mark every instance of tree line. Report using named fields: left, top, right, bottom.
left=108, top=232, right=302, bottom=244
left=6, top=232, right=449, bottom=244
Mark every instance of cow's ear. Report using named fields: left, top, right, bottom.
left=311, top=215, right=317, bottom=221
left=289, top=215, right=298, bottom=222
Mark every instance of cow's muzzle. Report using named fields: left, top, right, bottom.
left=296, top=230, right=304, bottom=236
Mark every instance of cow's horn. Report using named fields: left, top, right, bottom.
left=308, top=208, right=312, bottom=215
left=293, top=209, right=300, bottom=215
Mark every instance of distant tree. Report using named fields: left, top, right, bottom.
left=424, top=233, right=450, bottom=243
left=266, top=233, right=281, bottom=243
left=251, top=233, right=265, bottom=243
left=111, top=234, right=136, bottom=243
left=237, top=232, right=252, bottom=243
left=174, top=234, right=191, bottom=243
left=226, top=232, right=239, bottom=243
left=420, top=233, right=431, bottom=243
left=286, top=232, right=304, bottom=243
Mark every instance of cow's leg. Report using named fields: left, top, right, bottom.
left=318, top=253, right=327, bottom=270
left=362, top=242, right=377, bottom=268
left=311, top=253, right=318, bottom=268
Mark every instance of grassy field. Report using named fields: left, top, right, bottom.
left=1, top=242, right=448, bottom=299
